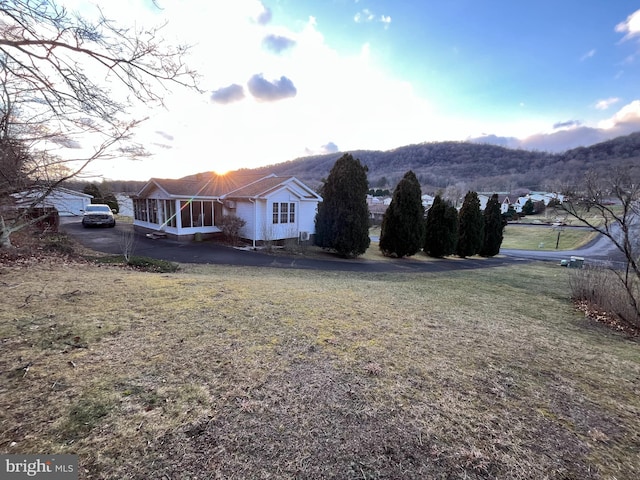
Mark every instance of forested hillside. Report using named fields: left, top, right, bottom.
left=247, top=131, right=640, bottom=192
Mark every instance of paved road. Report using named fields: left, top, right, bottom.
left=501, top=224, right=626, bottom=267
left=60, top=218, right=624, bottom=272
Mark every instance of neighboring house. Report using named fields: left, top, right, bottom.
left=478, top=194, right=490, bottom=212
left=496, top=195, right=515, bottom=214
left=366, top=195, right=384, bottom=206
left=421, top=194, right=435, bottom=210
left=478, top=191, right=565, bottom=215
left=516, top=192, right=566, bottom=211
left=13, top=186, right=93, bottom=216
left=133, top=172, right=322, bottom=245
left=114, top=193, right=134, bottom=217
left=368, top=203, right=388, bottom=224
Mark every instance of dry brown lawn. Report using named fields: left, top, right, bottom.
left=1, top=251, right=639, bottom=479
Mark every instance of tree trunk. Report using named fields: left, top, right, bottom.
left=0, top=216, right=13, bottom=248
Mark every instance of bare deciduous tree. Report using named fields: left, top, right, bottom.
left=562, top=168, right=640, bottom=328
left=0, top=0, right=199, bottom=247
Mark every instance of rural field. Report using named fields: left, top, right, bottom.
left=1, top=242, right=639, bottom=479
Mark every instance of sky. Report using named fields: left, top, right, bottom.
left=61, top=0, right=640, bottom=180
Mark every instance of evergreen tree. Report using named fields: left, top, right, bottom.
left=443, top=202, right=459, bottom=256
left=480, top=193, right=506, bottom=257
left=522, top=198, right=535, bottom=215
left=424, top=195, right=458, bottom=257
left=83, top=182, right=119, bottom=212
left=379, top=170, right=425, bottom=257
left=315, top=153, right=370, bottom=257
left=83, top=183, right=102, bottom=200
left=456, top=191, right=484, bottom=257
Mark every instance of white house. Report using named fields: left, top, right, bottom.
left=133, top=172, right=322, bottom=245
left=13, top=186, right=93, bottom=216
left=421, top=194, right=435, bottom=209
left=517, top=192, right=565, bottom=210
left=114, top=193, right=134, bottom=217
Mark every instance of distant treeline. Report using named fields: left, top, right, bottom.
left=63, top=179, right=146, bottom=194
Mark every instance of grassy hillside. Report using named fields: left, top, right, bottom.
left=1, top=257, right=639, bottom=479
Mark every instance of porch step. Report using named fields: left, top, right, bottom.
left=145, top=232, right=167, bottom=239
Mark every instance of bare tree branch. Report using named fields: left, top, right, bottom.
left=562, top=168, right=640, bottom=327
left=0, top=0, right=200, bottom=247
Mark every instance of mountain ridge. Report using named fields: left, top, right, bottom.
left=241, top=131, right=640, bottom=192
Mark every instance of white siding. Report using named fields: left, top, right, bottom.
left=297, top=200, right=317, bottom=236
left=265, top=190, right=301, bottom=241
left=148, top=190, right=166, bottom=200
left=234, top=188, right=319, bottom=242
left=51, top=195, right=91, bottom=216
left=16, top=189, right=92, bottom=216
left=236, top=200, right=258, bottom=240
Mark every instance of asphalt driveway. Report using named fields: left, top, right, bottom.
left=61, top=217, right=626, bottom=272
left=60, top=218, right=525, bottom=273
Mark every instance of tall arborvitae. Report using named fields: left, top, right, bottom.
left=456, top=191, right=484, bottom=257
left=443, top=202, right=459, bottom=255
left=480, top=193, right=506, bottom=257
left=424, top=195, right=458, bottom=257
left=314, top=153, right=370, bottom=257
left=379, top=170, right=425, bottom=257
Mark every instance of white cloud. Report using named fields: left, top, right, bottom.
left=553, top=120, right=582, bottom=130
left=470, top=100, right=640, bottom=153
left=354, top=9, right=391, bottom=28
left=580, top=49, right=596, bottom=61
left=354, top=9, right=375, bottom=23
left=595, top=97, right=621, bottom=110
left=85, top=2, right=440, bottom=180
left=615, top=9, right=640, bottom=41
left=598, top=100, right=640, bottom=130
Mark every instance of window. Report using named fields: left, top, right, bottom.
left=149, top=199, right=158, bottom=224
left=133, top=199, right=148, bottom=222
left=192, top=201, right=203, bottom=226
left=180, top=201, right=191, bottom=228
left=280, top=202, right=289, bottom=223
left=203, top=202, right=213, bottom=226
left=214, top=202, right=223, bottom=226
left=179, top=200, right=216, bottom=228
left=162, top=200, right=177, bottom=227
left=133, top=199, right=143, bottom=221
left=272, top=202, right=297, bottom=224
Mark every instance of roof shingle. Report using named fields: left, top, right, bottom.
left=150, top=172, right=269, bottom=197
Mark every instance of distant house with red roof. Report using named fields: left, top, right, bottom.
left=133, top=172, right=322, bottom=245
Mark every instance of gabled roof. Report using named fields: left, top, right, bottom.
left=136, top=171, right=322, bottom=201
left=136, top=172, right=268, bottom=198
left=15, top=186, right=93, bottom=199
left=225, top=175, right=322, bottom=200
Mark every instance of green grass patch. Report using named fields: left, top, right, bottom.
left=502, top=224, right=597, bottom=250
left=60, top=393, right=115, bottom=441
left=91, top=254, right=179, bottom=273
